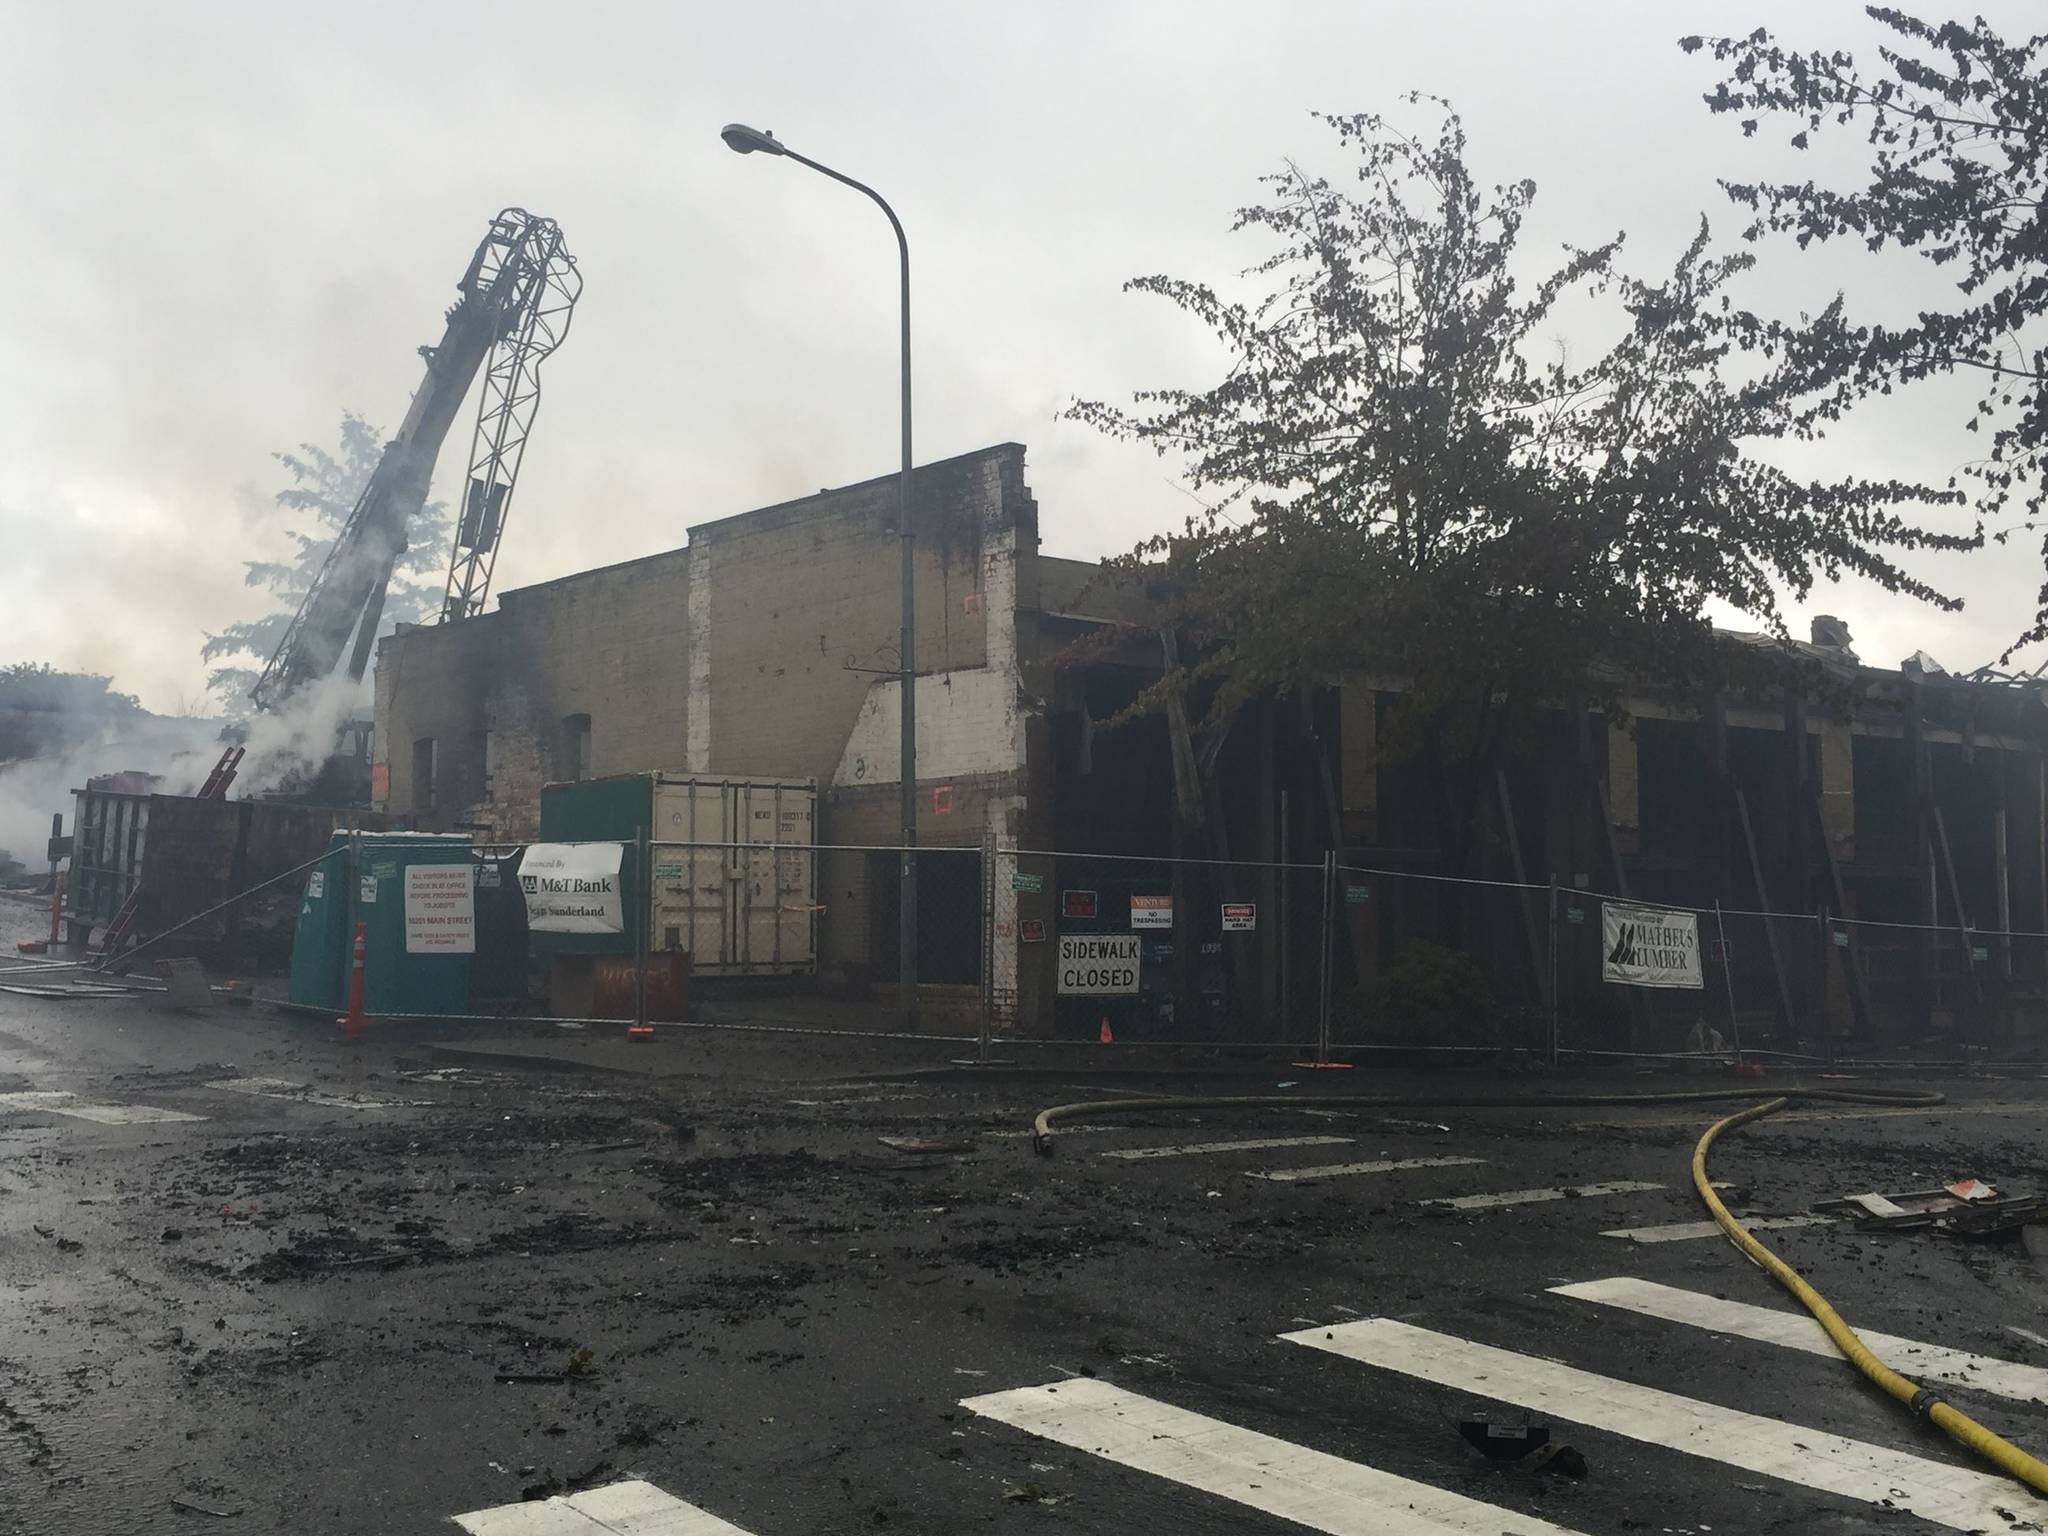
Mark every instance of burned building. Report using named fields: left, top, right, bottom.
left=373, top=444, right=1057, bottom=1023
left=373, top=443, right=2048, bottom=1048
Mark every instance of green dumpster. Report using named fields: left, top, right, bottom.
left=288, top=832, right=474, bottom=1017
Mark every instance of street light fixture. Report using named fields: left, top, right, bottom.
left=720, top=123, right=919, bottom=1025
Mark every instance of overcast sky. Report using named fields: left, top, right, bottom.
left=3, top=1, right=2040, bottom=714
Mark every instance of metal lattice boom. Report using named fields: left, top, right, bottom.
left=249, top=207, right=579, bottom=715
left=440, top=210, right=581, bottom=622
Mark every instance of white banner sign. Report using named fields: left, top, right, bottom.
left=405, top=864, right=476, bottom=955
left=1601, top=902, right=1704, bottom=990
left=521, top=843, right=625, bottom=933
left=1057, top=933, right=1141, bottom=995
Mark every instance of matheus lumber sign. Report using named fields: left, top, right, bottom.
left=1601, top=902, right=1703, bottom=990
left=520, top=843, right=625, bottom=934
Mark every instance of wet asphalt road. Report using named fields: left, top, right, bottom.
left=4, top=980, right=2048, bottom=1533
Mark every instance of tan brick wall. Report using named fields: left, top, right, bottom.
left=700, top=451, right=1010, bottom=784
left=373, top=444, right=1038, bottom=854
left=1820, top=719, right=1855, bottom=863
left=1607, top=720, right=1640, bottom=855
left=374, top=548, right=692, bottom=841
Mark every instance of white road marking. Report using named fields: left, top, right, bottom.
left=1424, top=1179, right=1664, bottom=1211
left=1552, top=1277, right=2048, bottom=1403
left=206, top=1076, right=404, bottom=1111
left=1103, top=1134, right=1354, bottom=1161
left=454, top=1477, right=754, bottom=1534
left=0, top=1090, right=204, bottom=1124
left=962, top=1377, right=1586, bottom=1535
left=1285, top=1318, right=2041, bottom=1532
left=1599, top=1214, right=1834, bottom=1244
left=1248, top=1155, right=1485, bottom=1184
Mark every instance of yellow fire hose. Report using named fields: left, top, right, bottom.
left=1030, top=1083, right=2048, bottom=1499
left=1693, top=1095, right=2048, bottom=1498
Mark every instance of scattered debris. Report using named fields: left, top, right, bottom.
left=1816, top=1182, right=2048, bottom=1236
left=156, top=957, right=214, bottom=1011
left=1527, top=1442, right=1587, bottom=1477
left=1002, top=1482, right=1070, bottom=1506
left=169, top=1494, right=241, bottom=1518
left=1458, top=1417, right=1549, bottom=1461
left=877, top=1135, right=975, bottom=1155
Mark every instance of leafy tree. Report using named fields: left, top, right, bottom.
left=0, top=664, right=146, bottom=760
left=203, top=412, right=451, bottom=713
left=1072, top=100, right=1972, bottom=867
left=1683, top=10, right=2048, bottom=646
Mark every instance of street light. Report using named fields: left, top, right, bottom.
left=721, top=123, right=919, bottom=1025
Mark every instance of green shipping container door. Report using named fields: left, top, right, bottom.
left=535, top=772, right=817, bottom=975
left=534, top=774, right=650, bottom=960
left=288, top=833, right=474, bottom=1017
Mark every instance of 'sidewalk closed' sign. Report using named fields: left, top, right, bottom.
left=1057, top=934, right=1141, bottom=995
left=1601, top=902, right=1703, bottom=990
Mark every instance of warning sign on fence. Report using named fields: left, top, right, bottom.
left=1600, top=902, right=1703, bottom=990
left=1220, top=902, right=1257, bottom=932
left=404, top=864, right=476, bottom=955
left=1057, top=933, right=1141, bottom=995
left=1129, top=894, right=1172, bottom=929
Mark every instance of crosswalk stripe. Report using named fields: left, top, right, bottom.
left=0, top=1090, right=204, bottom=1124
left=1103, top=1134, right=1354, bottom=1161
left=1551, top=1276, right=2048, bottom=1403
left=1283, top=1318, right=2042, bottom=1532
left=1423, top=1179, right=1664, bottom=1211
left=1248, top=1155, right=1484, bottom=1184
left=454, top=1478, right=753, bottom=1533
left=961, top=1377, right=1586, bottom=1535
left=205, top=1076, right=403, bottom=1111
left=1599, top=1213, right=1834, bottom=1243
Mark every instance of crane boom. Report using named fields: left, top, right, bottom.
left=249, top=208, right=580, bottom=714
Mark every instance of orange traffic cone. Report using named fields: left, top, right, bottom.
left=337, top=921, right=368, bottom=1039
left=1098, top=1015, right=1114, bottom=1044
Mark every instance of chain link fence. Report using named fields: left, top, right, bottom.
left=73, top=826, right=2048, bottom=1062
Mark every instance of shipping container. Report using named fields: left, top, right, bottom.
left=536, top=772, right=817, bottom=977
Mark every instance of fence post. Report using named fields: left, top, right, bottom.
left=979, top=827, right=995, bottom=1065
left=1818, top=904, right=1833, bottom=1067
left=1714, top=900, right=1743, bottom=1067
left=1317, top=849, right=1336, bottom=1060
left=632, top=827, right=649, bottom=1031
left=1279, top=791, right=1293, bottom=1035
left=1547, top=877, right=1560, bottom=1067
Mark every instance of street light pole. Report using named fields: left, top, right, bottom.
left=721, top=124, right=918, bottom=1024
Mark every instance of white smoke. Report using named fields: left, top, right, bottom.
left=0, top=672, right=369, bottom=873
left=0, top=715, right=222, bottom=872
left=225, top=670, right=364, bottom=798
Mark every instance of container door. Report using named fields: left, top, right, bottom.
left=651, top=779, right=730, bottom=969
left=730, top=782, right=816, bottom=974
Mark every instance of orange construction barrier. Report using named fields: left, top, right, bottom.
left=337, top=921, right=368, bottom=1038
